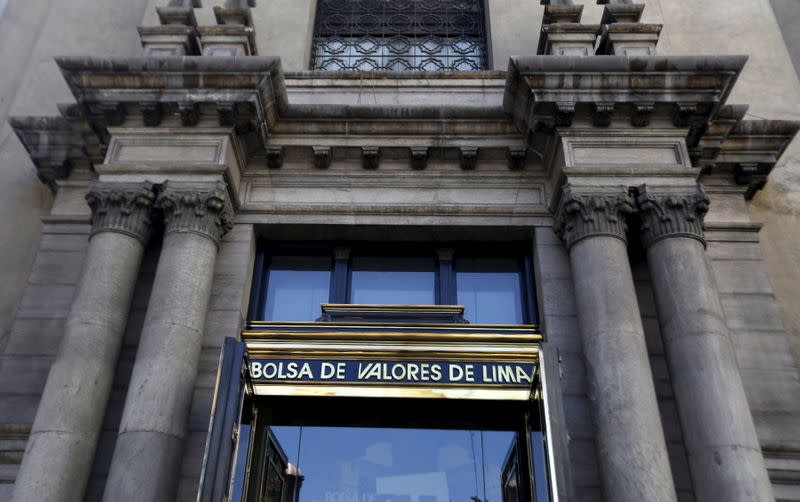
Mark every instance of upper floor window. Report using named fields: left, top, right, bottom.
left=310, top=0, right=489, bottom=71
left=249, top=243, right=537, bottom=324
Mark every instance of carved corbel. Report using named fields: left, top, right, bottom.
left=592, top=102, right=615, bottom=127
left=631, top=103, right=654, bottom=127
left=266, top=145, right=283, bottom=169
left=178, top=102, right=200, bottom=126
left=140, top=102, right=163, bottom=127
left=217, top=102, right=238, bottom=127
left=313, top=146, right=331, bottom=169
left=98, top=102, right=126, bottom=126
left=555, top=102, right=575, bottom=127
left=217, top=102, right=253, bottom=132
left=459, top=147, right=478, bottom=170
left=507, top=147, right=527, bottom=171
left=734, top=163, right=767, bottom=199
left=672, top=103, right=698, bottom=128
left=362, top=146, right=380, bottom=170
left=410, top=147, right=429, bottom=170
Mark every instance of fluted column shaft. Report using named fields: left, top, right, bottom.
left=12, top=182, right=155, bottom=502
left=102, top=181, right=232, bottom=502
left=637, top=185, right=774, bottom=501
left=555, top=184, right=677, bottom=502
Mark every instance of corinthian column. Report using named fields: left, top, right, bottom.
left=102, top=181, right=232, bottom=502
left=637, top=185, right=774, bottom=501
left=554, top=184, right=677, bottom=502
left=12, top=182, right=155, bottom=502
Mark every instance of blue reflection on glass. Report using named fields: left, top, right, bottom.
left=456, top=258, right=523, bottom=324
left=530, top=431, right=550, bottom=502
left=271, top=426, right=516, bottom=502
left=351, top=257, right=435, bottom=305
left=264, top=256, right=332, bottom=321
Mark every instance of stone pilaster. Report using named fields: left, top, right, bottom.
left=12, top=182, right=155, bottom=502
left=103, top=181, right=233, bottom=502
left=554, top=184, right=678, bottom=502
left=158, top=180, right=233, bottom=246
left=86, top=181, right=155, bottom=243
left=637, top=184, right=709, bottom=248
left=553, top=184, right=634, bottom=249
left=637, top=184, right=775, bottom=501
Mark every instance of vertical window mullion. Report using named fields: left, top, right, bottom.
left=436, top=247, right=456, bottom=305
left=246, top=247, right=265, bottom=322
left=331, top=246, right=351, bottom=304
left=522, top=254, right=539, bottom=325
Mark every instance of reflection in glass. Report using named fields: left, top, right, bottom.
left=351, top=257, right=435, bottom=305
left=456, top=258, right=523, bottom=324
left=270, top=426, right=515, bottom=502
left=264, top=256, right=332, bottom=321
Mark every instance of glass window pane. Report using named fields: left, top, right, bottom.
left=351, top=256, right=435, bottom=305
left=265, top=256, right=331, bottom=321
left=456, top=258, right=523, bottom=324
left=271, top=425, right=517, bottom=502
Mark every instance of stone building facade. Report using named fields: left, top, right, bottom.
left=1, top=0, right=799, bottom=501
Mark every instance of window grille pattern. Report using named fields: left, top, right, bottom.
left=310, top=0, right=488, bottom=71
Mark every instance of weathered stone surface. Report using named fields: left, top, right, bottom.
left=11, top=228, right=147, bottom=502
left=555, top=185, right=677, bottom=502
left=158, top=181, right=233, bottom=247
left=642, top=194, right=775, bottom=501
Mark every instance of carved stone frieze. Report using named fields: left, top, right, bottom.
left=85, top=181, right=156, bottom=244
left=157, top=181, right=234, bottom=245
left=636, top=184, right=710, bottom=248
left=553, top=184, right=634, bottom=249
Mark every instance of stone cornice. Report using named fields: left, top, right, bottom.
left=85, top=181, right=156, bottom=244
left=7, top=55, right=798, bottom=201
left=157, top=181, right=234, bottom=246
left=553, top=184, right=634, bottom=249
left=504, top=55, right=746, bottom=135
left=56, top=56, right=286, bottom=138
left=695, top=111, right=800, bottom=199
left=635, top=184, right=709, bottom=248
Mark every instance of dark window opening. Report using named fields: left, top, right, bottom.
left=310, top=0, right=489, bottom=71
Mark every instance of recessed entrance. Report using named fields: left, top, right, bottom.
left=234, top=397, right=551, bottom=502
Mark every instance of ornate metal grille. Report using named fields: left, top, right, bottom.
left=310, top=0, right=488, bottom=71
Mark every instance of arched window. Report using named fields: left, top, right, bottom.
left=310, top=0, right=489, bottom=71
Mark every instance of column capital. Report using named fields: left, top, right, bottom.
left=553, top=184, right=634, bottom=249
left=636, top=184, right=709, bottom=248
left=157, top=181, right=234, bottom=246
left=85, top=181, right=156, bottom=244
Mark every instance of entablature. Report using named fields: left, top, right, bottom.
left=9, top=53, right=798, bottom=205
